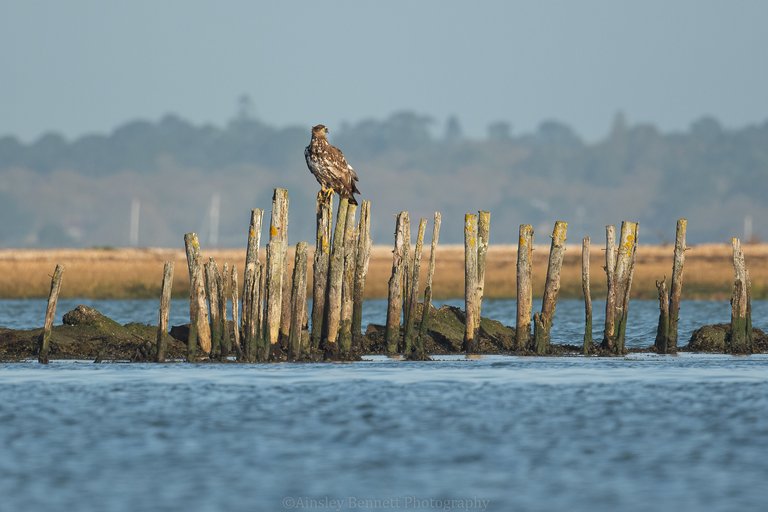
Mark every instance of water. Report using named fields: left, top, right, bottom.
left=2, top=300, right=768, bottom=511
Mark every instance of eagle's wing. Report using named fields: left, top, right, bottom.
left=327, top=145, right=359, bottom=186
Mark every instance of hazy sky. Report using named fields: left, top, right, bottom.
left=2, top=0, right=767, bottom=142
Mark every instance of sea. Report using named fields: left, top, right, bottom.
left=1, top=298, right=767, bottom=512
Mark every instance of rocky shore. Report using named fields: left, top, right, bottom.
left=1, top=304, right=766, bottom=362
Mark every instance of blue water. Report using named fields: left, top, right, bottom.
left=2, top=300, right=768, bottom=511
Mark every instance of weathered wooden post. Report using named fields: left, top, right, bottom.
left=475, top=211, right=490, bottom=333
left=257, top=264, right=267, bottom=359
left=324, top=197, right=350, bottom=353
left=280, top=259, right=292, bottom=344
left=404, top=218, right=427, bottom=356
left=205, top=258, right=222, bottom=358
left=464, top=213, right=479, bottom=353
left=184, top=232, right=211, bottom=360
left=667, top=218, right=687, bottom=352
left=533, top=221, right=568, bottom=355
left=352, top=200, right=372, bottom=338
left=156, top=261, right=174, bottom=363
left=311, top=192, right=333, bottom=349
left=219, top=262, right=230, bottom=359
left=242, top=208, right=263, bottom=340
left=728, top=238, right=752, bottom=354
left=264, top=188, right=289, bottom=354
left=414, top=212, right=441, bottom=361
left=613, top=221, right=639, bottom=354
left=654, top=277, right=669, bottom=353
left=38, top=264, right=64, bottom=364
left=515, top=224, right=534, bottom=352
left=230, top=264, right=242, bottom=360
left=242, top=265, right=257, bottom=362
left=385, top=211, right=408, bottom=355
left=581, top=237, right=592, bottom=355
left=402, top=212, right=412, bottom=327
left=289, top=242, right=308, bottom=359
left=339, top=203, right=358, bottom=357
left=602, top=225, right=617, bottom=351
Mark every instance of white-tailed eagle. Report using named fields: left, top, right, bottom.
left=304, top=124, right=360, bottom=205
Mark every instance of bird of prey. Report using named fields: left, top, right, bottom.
left=304, top=124, right=360, bottom=205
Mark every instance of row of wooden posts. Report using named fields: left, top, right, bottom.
left=36, top=188, right=755, bottom=364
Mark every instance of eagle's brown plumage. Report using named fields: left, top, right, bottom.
left=304, top=124, right=360, bottom=205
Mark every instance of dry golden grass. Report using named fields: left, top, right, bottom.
left=1, top=243, right=767, bottom=300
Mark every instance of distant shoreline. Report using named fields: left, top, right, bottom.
left=1, top=244, right=766, bottom=300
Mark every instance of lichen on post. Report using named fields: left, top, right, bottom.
left=385, top=211, right=408, bottom=355
left=184, top=232, right=211, bottom=360
left=533, top=220, right=568, bottom=355
left=264, top=188, right=289, bottom=354
left=475, top=210, right=491, bottom=334
left=515, top=224, right=534, bottom=352
left=613, top=221, right=639, bottom=354
left=415, top=212, right=441, bottom=361
left=38, top=264, right=64, bottom=364
left=581, top=236, right=592, bottom=355
left=156, top=261, right=174, bottom=363
left=311, top=192, right=333, bottom=350
left=463, top=213, right=479, bottom=354
left=602, top=225, right=617, bottom=351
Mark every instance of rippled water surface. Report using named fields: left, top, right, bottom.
left=2, top=300, right=768, bottom=511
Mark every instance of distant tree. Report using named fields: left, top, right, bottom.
left=443, top=116, right=463, bottom=143
left=487, top=121, right=511, bottom=141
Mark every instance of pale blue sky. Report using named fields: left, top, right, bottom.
left=1, top=0, right=766, bottom=142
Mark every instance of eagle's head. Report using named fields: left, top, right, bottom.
left=311, top=124, right=329, bottom=139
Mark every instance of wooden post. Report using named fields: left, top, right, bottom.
left=414, top=212, right=441, bottom=361
left=289, top=242, right=308, bottom=359
left=184, top=232, right=211, bottom=360
left=279, top=257, right=292, bottom=344
left=464, top=213, right=479, bottom=353
left=475, top=210, right=490, bottom=333
left=242, top=265, right=259, bottom=362
left=385, top=211, right=408, bottom=355
left=156, top=261, right=174, bottom=363
left=582, top=237, right=592, bottom=355
left=257, top=263, right=267, bottom=360
left=230, top=264, right=242, bottom=360
left=401, top=212, right=412, bottom=328
left=205, top=258, right=221, bottom=359
left=311, top=192, right=333, bottom=349
left=667, top=218, right=687, bottom=352
left=265, top=188, right=289, bottom=352
left=404, top=218, right=427, bottom=356
left=242, top=208, right=263, bottom=345
left=613, top=221, right=639, bottom=354
left=602, top=225, right=617, bottom=351
left=654, top=277, right=669, bottom=353
left=38, top=264, right=64, bottom=364
left=728, top=238, right=752, bottom=354
left=219, top=262, right=230, bottom=359
left=339, top=204, right=358, bottom=356
left=352, top=200, right=372, bottom=339
left=515, top=224, right=534, bottom=352
left=324, top=197, right=349, bottom=351
left=533, top=221, right=568, bottom=355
